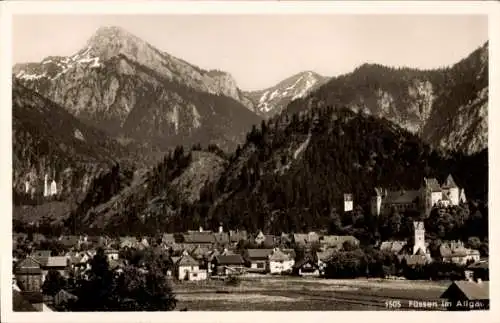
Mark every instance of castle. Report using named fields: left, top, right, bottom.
left=371, top=174, right=466, bottom=217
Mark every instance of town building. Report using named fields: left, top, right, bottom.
left=439, top=241, right=480, bottom=265
left=14, top=257, right=42, bottom=292
left=174, top=250, right=207, bottom=281
left=268, top=248, right=294, bottom=274
left=212, top=254, right=245, bottom=276
left=244, top=249, right=273, bottom=273
left=441, top=281, right=489, bottom=310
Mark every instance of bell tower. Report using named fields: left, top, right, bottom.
left=413, top=221, right=426, bottom=255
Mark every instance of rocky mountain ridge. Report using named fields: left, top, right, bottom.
left=286, top=42, right=488, bottom=155
left=246, top=71, right=328, bottom=118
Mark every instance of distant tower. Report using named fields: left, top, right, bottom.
left=43, top=174, right=49, bottom=197
left=218, top=223, right=223, bottom=234
left=371, top=188, right=383, bottom=217
left=413, top=221, right=426, bottom=255
left=50, top=180, right=57, bottom=196
left=24, top=181, right=30, bottom=194
left=344, top=194, right=353, bottom=212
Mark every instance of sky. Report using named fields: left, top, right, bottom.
left=12, top=14, right=488, bottom=91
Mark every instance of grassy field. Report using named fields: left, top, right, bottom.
left=173, top=276, right=450, bottom=311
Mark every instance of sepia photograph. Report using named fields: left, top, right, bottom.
left=0, top=1, right=497, bottom=321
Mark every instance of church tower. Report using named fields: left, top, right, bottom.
left=413, top=221, right=426, bottom=255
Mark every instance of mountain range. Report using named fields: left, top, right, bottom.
left=11, top=25, right=489, bottom=234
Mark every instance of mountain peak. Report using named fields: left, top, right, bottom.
left=82, top=25, right=151, bottom=61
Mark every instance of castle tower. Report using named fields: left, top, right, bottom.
left=443, top=174, right=459, bottom=206
left=344, top=193, right=353, bottom=212
left=413, top=221, right=426, bottom=255
left=43, top=174, right=49, bottom=197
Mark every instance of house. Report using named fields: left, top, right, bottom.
left=320, top=235, right=359, bottom=251
left=465, top=259, right=489, bottom=282
left=174, top=251, right=207, bottom=281
left=54, top=289, right=78, bottom=308
left=292, top=256, right=320, bottom=277
left=244, top=249, right=273, bottom=273
left=440, top=281, right=489, bottom=310
left=316, top=249, right=336, bottom=274
left=439, top=241, right=480, bottom=265
left=268, top=248, right=294, bottom=274
left=254, top=231, right=266, bottom=245
left=37, top=256, right=70, bottom=282
left=14, top=257, right=42, bottom=292
left=212, top=254, right=245, bottom=276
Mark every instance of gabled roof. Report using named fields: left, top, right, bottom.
left=15, top=257, right=42, bottom=274
left=55, top=289, right=78, bottom=302
left=215, top=254, right=245, bottom=265
left=385, top=190, right=421, bottom=204
left=245, top=249, right=273, bottom=261
left=177, top=254, right=200, bottom=267
left=59, top=235, right=80, bottom=246
left=441, top=281, right=489, bottom=300
left=190, top=246, right=210, bottom=259
left=442, top=174, right=458, bottom=189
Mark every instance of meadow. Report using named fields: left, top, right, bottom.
left=173, top=276, right=450, bottom=311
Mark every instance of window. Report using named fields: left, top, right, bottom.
left=257, top=262, right=265, bottom=269
left=192, top=273, right=197, bottom=278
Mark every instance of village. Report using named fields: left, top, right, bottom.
left=12, top=175, right=489, bottom=311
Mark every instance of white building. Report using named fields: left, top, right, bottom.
left=344, top=193, right=353, bottom=212
left=268, top=248, right=294, bottom=274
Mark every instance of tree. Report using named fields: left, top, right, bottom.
left=42, top=269, right=66, bottom=297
